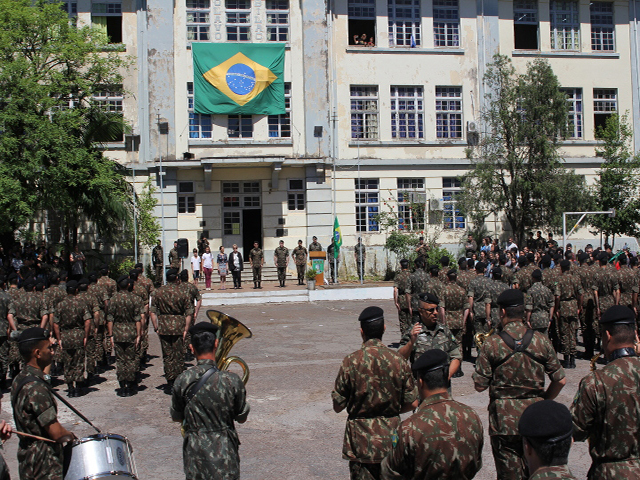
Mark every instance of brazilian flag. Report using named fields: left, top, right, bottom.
left=192, top=43, right=286, bottom=115
left=333, top=217, right=343, bottom=256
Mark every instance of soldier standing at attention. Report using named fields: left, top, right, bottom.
left=553, top=260, right=583, bottom=369
left=179, top=269, right=202, bottom=363
left=169, top=241, right=181, bottom=270
left=393, top=259, right=412, bottom=336
left=12, top=328, right=76, bottom=480
left=327, top=242, right=340, bottom=284
left=575, top=253, right=598, bottom=359
left=133, top=263, right=154, bottom=367
left=249, top=241, right=264, bottom=289
left=149, top=268, right=193, bottom=393
left=525, top=269, right=555, bottom=336
left=441, top=270, right=469, bottom=378
left=273, top=240, right=290, bottom=288
left=292, top=240, right=308, bottom=286
left=593, top=253, right=620, bottom=354
left=467, top=262, right=492, bottom=339
left=171, top=322, right=250, bottom=480
left=405, top=257, right=430, bottom=326
left=473, top=289, right=566, bottom=480
left=152, top=240, right=164, bottom=287
left=0, top=276, right=14, bottom=389
left=308, top=235, right=322, bottom=252
left=332, top=306, right=418, bottom=479
left=107, top=276, right=143, bottom=397
left=571, top=305, right=640, bottom=479
left=485, top=267, right=509, bottom=329
left=354, top=237, right=366, bottom=282
left=415, top=237, right=429, bottom=262
left=381, top=350, right=483, bottom=479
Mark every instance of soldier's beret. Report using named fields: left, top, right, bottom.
left=601, top=305, right=636, bottom=325
left=134, top=263, right=143, bottom=269
left=129, top=270, right=139, bottom=280
left=358, top=306, right=384, bottom=323
left=475, top=262, right=486, bottom=272
left=88, top=273, right=98, bottom=283
left=117, top=275, right=129, bottom=284
left=411, top=349, right=449, bottom=374
left=189, top=321, right=219, bottom=336
left=517, top=256, right=528, bottom=266
left=66, top=280, right=78, bottom=289
left=577, top=253, right=589, bottom=263
left=440, top=256, right=450, bottom=266
left=18, top=327, right=50, bottom=344
left=117, top=276, right=131, bottom=290
left=447, top=269, right=457, bottom=277
left=518, top=400, right=573, bottom=442
left=429, top=265, right=439, bottom=275
left=179, top=269, right=189, bottom=281
left=400, top=259, right=409, bottom=268
left=559, top=260, right=571, bottom=269
left=78, top=277, right=90, bottom=285
left=100, top=264, right=108, bottom=270
left=35, top=281, right=45, bottom=292
left=532, top=269, right=542, bottom=280
left=599, top=252, right=610, bottom=262
left=22, top=279, right=35, bottom=291
left=418, top=292, right=440, bottom=305
left=541, top=255, right=552, bottom=267
left=312, top=236, right=317, bottom=240
left=458, top=257, right=467, bottom=266
left=492, top=266, right=502, bottom=276
left=167, top=268, right=179, bottom=276
left=497, top=289, right=524, bottom=307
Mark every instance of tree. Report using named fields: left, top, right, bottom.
left=589, top=113, right=640, bottom=247
left=122, top=177, right=161, bottom=258
left=458, top=55, right=591, bottom=245
left=0, top=0, right=133, bottom=246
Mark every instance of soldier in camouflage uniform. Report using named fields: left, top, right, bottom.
left=381, top=350, right=483, bottom=479
left=498, top=255, right=515, bottom=288
left=405, top=258, right=430, bottom=325
left=9, top=280, right=48, bottom=376
left=292, top=240, right=308, bottom=285
left=553, top=260, right=583, bottom=369
left=45, top=274, right=66, bottom=332
left=169, top=241, right=181, bottom=269
left=455, top=258, right=474, bottom=291
left=593, top=253, right=620, bottom=351
left=473, top=289, right=566, bottom=480
left=249, top=241, right=264, bottom=289
left=171, top=322, right=250, bottom=480
left=78, top=278, right=101, bottom=380
left=107, top=276, right=143, bottom=397
left=571, top=305, right=640, bottom=479
left=152, top=240, right=164, bottom=287
left=540, top=255, right=560, bottom=291
left=354, top=238, right=366, bottom=282
left=150, top=268, right=193, bottom=392
left=414, top=237, right=429, bottom=263
left=179, top=269, right=202, bottom=363
left=273, top=240, right=290, bottom=288
left=617, top=259, right=638, bottom=311
left=0, top=277, right=14, bottom=388
left=53, top=280, right=92, bottom=397
left=484, top=267, right=509, bottom=329
left=308, top=236, right=322, bottom=252
left=96, top=266, right=116, bottom=366
left=393, top=260, right=412, bottom=336
left=525, top=269, right=554, bottom=336
left=134, top=263, right=154, bottom=365
left=467, top=262, right=493, bottom=338
left=575, top=253, right=598, bottom=358
left=12, top=328, right=75, bottom=480
left=332, top=306, right=418, bottom=479
left=513, top=256, right=535, bottom=293
left=440, top=270, right=468, bottom=377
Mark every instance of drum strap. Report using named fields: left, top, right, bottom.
left=185, top=366, right=218, bottom=404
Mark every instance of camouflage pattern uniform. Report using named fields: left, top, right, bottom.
left=54, top=294, right=91, bottom=384
left=274, top=246, right=289, bottom=286
left=525, top=282, right=554, bottom=334
left=553, top=273, right=583, bottom=357
left=542, top=268, right=561, bottom=292
left=571, top=354, right=640, bottom=479
left=292, top=245, right=308, bottom=284
left=529, top=465, right=576, bottom=479
left=455, top=269, right=475, bottom=292
left=78, top=288, right=101, bottom=375
left=593, top=265, right=620, bottom=324
left=355, top=243, right=366, bottom=280
left=328, top=245, right=339, bottom=283
left=485, top=279, right=509, bottom=327
left=500, top=267, right=516, bottom=289
left=514, top=264, right=536, bottom=293
left=394, top=269, right=412, bottom=336
left=169, top=247, right=181, bottom=269
left=575, top=264, right=598, bottom=357
left=415, top=244, right=429, bottom=262
left=132, top=280, right=152, bottom=367
left=406, top=269, right=431, bottom=325
left=467, top=274, right=492, bottom=335
left=179, top=281, right=202, bottom=359
left=380, top=392, right=483, bottom=479
left=441, top=281, right=467, bottom=348
left=249, top=247, right=263, bottom=287
left=9, top=291, right=48, bottom=367
left=399, top=323, right=461, bottom=366
left=309, top=241, right=322, bottom=252
left=473, top=321, right=565, bottom=480
left=332, top=339, right=418, bottom=479
left=171, top=359, right=249, bottom=480
left=618, top=266, right=638, bottom=310
left=152, top=244, right=164, bottom=285
left=11, top=365, right=64, bottom=480
left=107, top=291, right=144, bottom=382
left=0, top=292, right=12, bottom=381
left=150, top=283, right=193, bottom=383
left=96, top=275, right=116, bottom=359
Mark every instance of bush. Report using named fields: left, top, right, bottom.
left=109, top=257, right=135, bottom=280
left=424, top=246, right=456, bottom=271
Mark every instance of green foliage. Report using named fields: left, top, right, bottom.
left=458, top=55, right=591, bottom=245
left=590, top=113, right=640, bottom=246
left=423, top=245, right=456, bottom=270
left=109, top=257, right=135, bottom=280
left=384, top=230, right=420, bottom=264
left=122, top=178, right=161, bottom=254
left=305, top=269, right=318, bottom=280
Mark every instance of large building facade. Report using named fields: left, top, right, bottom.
left=74, top=0, right=640, bottom=271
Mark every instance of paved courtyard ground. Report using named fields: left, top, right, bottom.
left=1, top=299, right=592, bottom=479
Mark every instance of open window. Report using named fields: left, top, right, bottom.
left=348, top=0, right=376, bottom=46
left=514, top=0, right=538, bottom=49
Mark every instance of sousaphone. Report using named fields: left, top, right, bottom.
left=206, top=310, right=252, bottom=384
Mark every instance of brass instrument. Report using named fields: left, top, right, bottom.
left=474, top=328, right=495, bottom=349
left=206, top=310, right=253, bottom=384
left=590, top=353, right=601, bottom=371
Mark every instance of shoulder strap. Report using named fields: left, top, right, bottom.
left=495, top=329, right=537, bottom=368
left=185, top=366, right=218, bottom=404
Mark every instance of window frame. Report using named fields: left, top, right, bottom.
left=435, top=86, right=463, bottom=139
left=92, top=85, right=124, bottom=143
left=513, top=0, right=539, bottom=49
left=187, top=82, right=213, bottom=139
left=187, top=0, right=211, bottom=41
left=561, top=88, right=583, bottom=139
left=593, top=88, right=617, bottom=136
left=287, top=179, right=305, bottom=211
left=442, top=177, right=465, bottom=230
left=228, top=115, right=253, bottom=138
left=390, top=86, right=424, bottom=140
left=268, top=82, right=291, bottom=138
left=178, top=182, right=196, bottom=214
left=433, top=0, right=459, bottom=47
left=550, top=0, right=580, bottom=51
left=355, top=178, right=380, bottom=232
left=397, top=178, right=425, bottom=231
left=388, top=0, right=421, bottom=47
left=266, top=0, right=289, bottom=42
left=350, top=85, right=379, bottom=140
left=92, top=1, right=123, bottom=44
left=590, top=1, right=614, bottom=51
left=225, top=0, right=251, bottom=41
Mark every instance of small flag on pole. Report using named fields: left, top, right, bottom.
left=333, top=217, right=343, bottom=256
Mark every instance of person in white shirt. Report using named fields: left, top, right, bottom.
left=190, top=249, right=201, bottom=287
left=201, top=246, right=214, bottom=290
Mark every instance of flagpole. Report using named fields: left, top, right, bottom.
left=332, top=109, right=338, bottom=284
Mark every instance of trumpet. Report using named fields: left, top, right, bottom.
left=475, top=328, right=495, bottom=349
left=206, top=310, right=253, bottom=384
left=590, top=353, right=601, bottom=371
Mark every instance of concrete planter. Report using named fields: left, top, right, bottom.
left=307, top=279, right=316, bottom=290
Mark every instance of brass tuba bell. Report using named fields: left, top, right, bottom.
left=474, top=328, right=495, bottom=349
left=206, top=310, right=252, bottom=384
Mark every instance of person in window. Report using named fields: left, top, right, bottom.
left=217, top=246, right=228, bottom=291
left=202, top=247, right=213, bottom=291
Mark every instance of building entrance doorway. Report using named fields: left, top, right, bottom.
left=222, top=181, right=262, bottom=259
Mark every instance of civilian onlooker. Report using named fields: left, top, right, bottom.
left=202, top=246, right=213, bottom=290
left=190, top=249, right=201, bottom=287
left=217, top=246, right=228, bottom=291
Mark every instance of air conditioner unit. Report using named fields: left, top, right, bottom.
left=467, top=121, right=479, bottom=134
left=410, top=192, right=427, bottom=204
left=429, top=198, right=444, bottom=211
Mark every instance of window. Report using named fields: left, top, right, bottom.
left=266, top=0, right=289, bottom=41
left=268, top=82, right=291, bottom=138
left=355, top=179, right=379, bottom=232
left=226, top=0, right=251, bottom=41
left=350, top=86, right=379, bottom=140
left=187, top=0, right=210, bottom=41
left=228, top=115, right=253, bottom=138
left=178, top=182, right=196, bottom=214
left=397, top=178, right=425, bottom=230
left=388, top=0, right=420, bottom=47
left=188, top=82, right=212, bottom=139
left=593, top=88, right=617, bottom=135
left=222, top=182, right=261, bottom=213
left=92, top=86, right=124, bottom=142
left=62, top=1, right=77, bottom=17
left=550, top=0, right=579, bottom=50
left=591, top=2, right=614, bottom=51
left=92, top=2, right=122, bottom=44
left=514, top=0, right=538, bottom=49
left=433, top=0, right=459, bottom=47
left=442, top=178, right=465, bottom=229
left=288, top=179, right=305, bottom=211
left=561, top=88, right=583, bottom=139
left=348, top=0, right=376, bottom=46
left=223, top=212, right=241, bottom=235
left=391, top=86, right=424, bottom=139
left=436, top=86, right=462, bottom=139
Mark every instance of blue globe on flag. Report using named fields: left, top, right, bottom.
left=226, top=63, right=256, bottom=96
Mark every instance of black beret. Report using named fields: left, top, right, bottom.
left=167, top=268, right=179, bottom=276
left=117, top=275, right=129, bottom=284
left=541, top=255, right=552, bottom=266
left=134, top=263, right=143, bottom=269
left=78, top=277, right=89, bottom=285
left=497, top=289, right=524, bottom=307
left=88, top=273, right=98, bottom=283
left=447, top=269, right=457, bottom=277
left=601, top=305, right=636, bottom=325
left=66, top=280, right=79, bottom=289
left=22, top=279, right=35, bottom=291
left=429, top=265, right=439, bottom=275
left=411, top=349, right=449, bottom=373
left=458, top=257, right=467, bottom=266
left=492, top=266, right=502, bottom=276
left=578, top=253, right=589, bottom=262
left=358, top=306, right=384, bottom=323
left=189, top=322, right=219, bottom=336
left=559, top=260, right=571, bottom=269
left=517, top=256, right=528, bottom=266
left=100, top=264, right=109, bottom=270
left=117, top=277, right=131, bottom=290
left=440, top=256, right=450, bottom=266
left=475, top=262, right=486, bottom=272
left=532, top=269, right=542, bottom=280
left=518, top=400, right=573, bottom=442
left=18, top=327, right=49, bottom=344
left=418, top=292, right=440, bottom=305
left=180, top=269, right=189, bottom=280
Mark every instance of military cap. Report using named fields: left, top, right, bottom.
left=189, top=322, right=219, bottom=336
left=517, top=256, right=528, bottom=266
left=22, top=279, right=35, bottom=291
left=458, top=257, right=467, bottom=266
left=134, top=263, right=143, bottom=269
left=429, top=265, right=440, bottom=276
left=447, top=268, right=457, bottom=277
left=526, top=252, right=535, bottom=262
left=518, top=400, right=573, bottom=442
left=440, top=256, right=450, bottom=266
left=129, top=269, right=139, bottom=280
left=65, top=280, right=79, bottom=293
left=497, top=289, right=524, bottom=307
left=78, top=277, right=90, bottom=285
left=358, top=306, right=384, bottom=323
left=475, top=262, right=486, bottom=272
left=541, top=255, right=552, bottom=267
left=18, top=327, right=50, bottom=344
left=418, top=292, right=440, bottom=305
left=35, top=281, right=45, bottom=292
left=411, top=349, right=449, bottom=373
left=492, top=266, right=502, bottom=276
left=532, top=269, right=542, bottom=280
left=88, top=272, right=98, bottom=283
left=577, top=252, right=589, bottom=263
left=559, top=260, right=571, bottom=270
left=179, top=269, right=189, bottom=281
left=601, top=305, right=636, bottom=325
left=117, top=275, right=131, bottom=290
left=167, top=268, right=179, bottom=276
left=117, top=275, right=129, bottom=284
left=312, top=236, right=317, bottom=240
left=100, top=263, right=109, bottom=270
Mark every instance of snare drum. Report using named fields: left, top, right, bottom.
left=64, top=433, right=137, bottom=480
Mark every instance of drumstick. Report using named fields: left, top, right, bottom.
left=12, top=431, right=56, bottom=443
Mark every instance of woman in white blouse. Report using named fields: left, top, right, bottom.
left=201, top=246, right=214, bottom=290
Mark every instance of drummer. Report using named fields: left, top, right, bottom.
left=11, top=327, right=75, bottom=479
